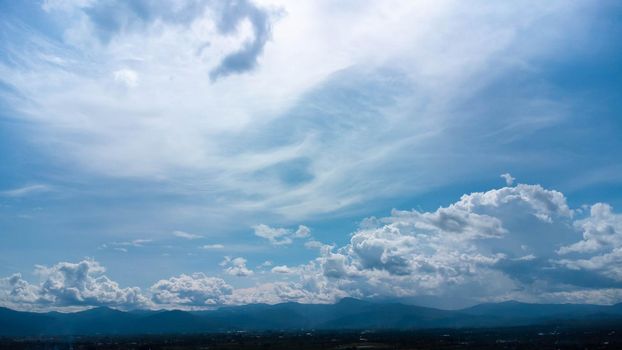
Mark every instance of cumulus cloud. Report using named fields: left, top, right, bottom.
left=278, top=183, right=620, bottom=306
left=456, top=184, right=573, bottom=222
left=152, top=186, right=616, bottom=306
left=257, top=260, right=273, bottom=268
left=221, top=256, right=254, bottom=276
left=253, top=224, right=291, bottom=245
left=35, top=260, right=150, bottom=308
left=271, top=265, right=293, bottom=274
left=557, top=249, right=622, bottom=282
left=293, top=225, right=311, bottom=238
left=151, top=273, right=232, bottom=306
left=0, top=274, right=39, bottom=306
left=558, top=203, right=622, bottom=255
left=304, top=240, right=325, bottom=249
left=0, top=260, right=150, bottom=310
left=253, top=224, right=311, bottom=245
left=245, top=184, right=588, bottom=302
left=500, top=173, right=515, bottom=186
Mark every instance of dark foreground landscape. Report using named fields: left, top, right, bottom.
left=2, top=326, right=621, bottom=350
left=2, top=298, right=622, bottom=349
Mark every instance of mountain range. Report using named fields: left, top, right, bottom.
left=1, top=298, right=622, bottom=336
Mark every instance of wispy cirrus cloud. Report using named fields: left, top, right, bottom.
left=201, top=244, right=225, bottom=249
left=99, top=239, right=152, bottom=252
left=0, top=184, right=51, bottom=198
left=41, top=0, right=277, bottom=81
left=173, top=230, right=203, bottom=240
left=0, top=0, right=604, bottom=226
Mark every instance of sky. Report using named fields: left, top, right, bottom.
left=0, top=0, right=622, bottom=311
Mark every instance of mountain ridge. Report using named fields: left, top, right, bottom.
left=1, top=299, right=622, bottom=336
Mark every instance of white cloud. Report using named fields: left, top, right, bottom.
left=113, top=68, right=138, bottom=88
left=304, top=240, right=324, bottom=249
left=293, top=225, right=311, bottom=238
left=265, top=182, right=617, bottom=306
left=271, top=265, right=293, bottom=274
left=100, top=239, right=152, bottom=251
left=43, top=0, right=275, bottom=81
left=201, top=244, right=225, bottom=249
left=500, top=173, right=515, bottom=186
left=0, top=274, right=39, bottom=307
left=0, top=260, right=151, bottom=310
left=0, top=0, right=593, bottom=225
left=253, top=224, right=311, bottom=245
left=221, top=256, right=254, bottom=277
left=253, top=224, right=292, bottom=245
left=538, top=288, right=622, bottom=305
left=42, top=0, right=95, bottom=12
left=3, top=183, right=622, bottom=310
left=456, top=184, right=573, bottom=222
left=257, top=260, right=273, bottom=268
left=35, top=260, right=150, bottom=308
left=0, top=184, right=52, bottom=198
left=557, top=248, right=622, bottom=282
left=230, top=280, right=344, bottom=305
left=151, top=273, right=232, bottom=306
left=129, top=239, right=152, bottom=246
left=558, top=203, right=622, bottom=255
left=553, top=203, right=622, bottom=282
left=173, top=230, right=204, bottom=240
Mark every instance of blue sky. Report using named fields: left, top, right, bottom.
left=1, top=0, right=622, bottom=310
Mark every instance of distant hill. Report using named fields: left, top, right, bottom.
left=462, top=300, right=612, bottom=318
left=1, top=299, right=622, bottom=336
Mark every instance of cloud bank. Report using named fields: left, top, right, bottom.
left=0, top=260, right=151, bottom=310
left=2, top=181, right=622, bottom=310
left=151, top=273, right=232, bottom=306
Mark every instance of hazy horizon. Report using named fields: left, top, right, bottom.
left=4, top=296, right=622, bottom=315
